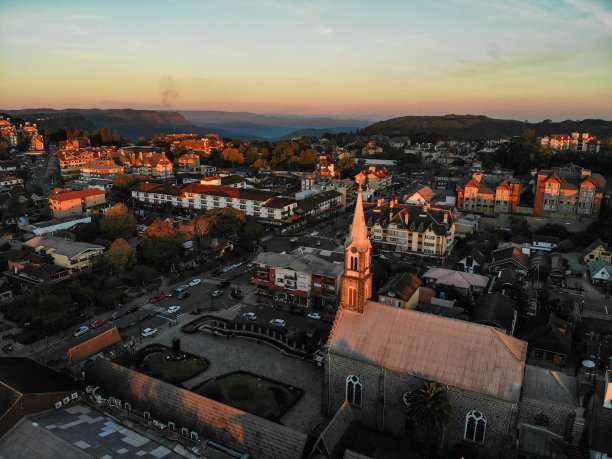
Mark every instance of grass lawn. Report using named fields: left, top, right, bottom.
left=213, top=373, right=302, bottom=418
left=139, top=350, right=209, bottom=382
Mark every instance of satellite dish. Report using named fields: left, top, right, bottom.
left=582, top=360, right=595, bottom=369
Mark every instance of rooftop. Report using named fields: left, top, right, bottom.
left=47, top=188, right=105, bottom=202
left=0, top=357, right=82, bottom=395
left=24, top=236, right=105, bottom=259
left=329, top=301, right=527, bottom=402
left=253, top=251, right=344, bottom=278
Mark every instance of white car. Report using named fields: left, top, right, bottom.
left=189, top=279, right=201, bottom=287
left=167, top=306, right=181, bottom=314
left=307, top=312, right=322, bottom=320
left=290, top=237, right=299, bottom=243
left=242, top=312, right=257, bottom=321
left=141, top=328, right=158, bottom=337
left=176, top=284, right=189, bottom=292
left=269, top=319, right=286, bottom=327
left=212, top=289, right=224, bottom=297
left=74, top=326, right=89, bottom=337
left=222, top=265, right=233, bottom=273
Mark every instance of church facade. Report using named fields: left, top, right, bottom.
left=323, top=187, right=580, bottom=458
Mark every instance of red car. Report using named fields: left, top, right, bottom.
left=91, top=318, right=106, bottom=329
left=554, top=287, right=569, bottom=294
left=150, top=294, right=166, bottom=303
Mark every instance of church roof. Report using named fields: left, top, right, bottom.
left=328, top=301, right=527, bottom=402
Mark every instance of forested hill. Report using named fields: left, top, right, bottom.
left=363, top=115, right=612, bottom=140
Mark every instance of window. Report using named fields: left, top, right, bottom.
left=464, top=410, right=486, bottom=443
left=350, top=256, right=359, bottom=271
left=348, top=287, right=357, bottom=307
left=346, top=375, right=362, bottom=406
left=533, top=414, right=549, bottom=428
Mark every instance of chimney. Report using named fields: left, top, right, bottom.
left=444, top=212, right=448, bottom=224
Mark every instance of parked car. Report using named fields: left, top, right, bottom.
left=141, top=328, right=158, bottom=337
left=210, top=269, right=222, bottom=277
left=126, top=305, right=140, bottom=314
left=222, top=265, right=233, bottom=273
left=110, top=311, right=125, bottom=321
left=217, top=280, right=231, bottom=288
left=176, top=284, right=189, bottom=292
left=212, top=289, right=224, bottom=298
left=74, top=326, right=90, bottom=337
left=150, top=294, right=166, bottom=303
left=290, top=237, right=299, bottom=243
left=242, top=312, right=257, bottom=321
left=269, top=319, right=286, bottom=327
left=167, top=306, right=181, bottom=314
left=177, top=291, right=190, bottom=300
left=307, top=312, right=322, bottom=320
left=233, top=262, right=243, bottom=268
left=91, top=319, right=106, bottom=329
left=554, top=287, right=569, bottom=294
left=189, top=279, right=201, bottom=287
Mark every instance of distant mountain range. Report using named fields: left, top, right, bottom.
left=1, top=108, right=372, bottom=141
left=363, top=114, right=612, bottom=140
left=2, top=110, right=610, bottom=142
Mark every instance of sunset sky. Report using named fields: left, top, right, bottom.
left=1, top=0, right=611, bottom=121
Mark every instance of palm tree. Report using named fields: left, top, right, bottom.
left=405, top=380, right=454, bottom=458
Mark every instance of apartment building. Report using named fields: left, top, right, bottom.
left=365, top=201, right=456, bottom=259
left=456, top=173, right=521, bottom=215
left=48, top=188, right=107, bottom=218
left=534, top=166, right=605, bottom=218
left=251, top=251, right=343, bottom=309
left=131, top=182, right=297, bottom=226
left=79, top=159, right=124, bottom=179
left=57, top=146, right=120, bottom=177
left=541, top=132, right=601, bottom=153
left=355, top=167, right=392, bottom=190
left=24, top=236, right=105, bottom=272
left=294, top=190, right=343, bottom=220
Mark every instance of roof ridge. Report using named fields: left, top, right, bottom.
left=549, top=369, right=579, bottom=405
left=491, top=328, right=526, bottom=362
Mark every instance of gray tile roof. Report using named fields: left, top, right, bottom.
left=253, top=251, right=344, bottom=278
left=86, top=359, right=308, bottom=459
left=522, top=365, right=578, bottom=406
left=24, top=236, right=104, bottom=259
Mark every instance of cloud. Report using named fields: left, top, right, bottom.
left=316, top=25, right=334, bottom=35
left=159, top=76, right=181, bottom=106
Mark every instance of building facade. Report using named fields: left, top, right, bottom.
left=457, top=174, right=521, bottom=216
left=48, top=188, right=106, bottom=218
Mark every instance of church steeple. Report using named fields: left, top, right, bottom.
left=340, top=185, right=372, bottom=313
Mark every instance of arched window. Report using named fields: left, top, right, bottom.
left=464, top=410, right=486, bottom=443
left=346, top=375, right=362, bottom=406
left=348, top=287, right=357, bottom=307
left=350, top=256, right=359, bottom=271
left=533, top=413, right=549, bottom=428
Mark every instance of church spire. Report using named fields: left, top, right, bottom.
left=346, top=184, right=372, bottom=251
left=339, top=184, right=372, bottom=314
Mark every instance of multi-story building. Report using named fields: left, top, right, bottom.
left=365, top=201, right=456, bottom=260
left=534, top=166, right=605, bottom=218
left=120, top=150, right=173, bottom=178
left=0, top=176, right=23, bottom=188
left=294, top=190, right=343, bottom=221
left=168, top=134, right=225, bottom=155
left=177, top=153, right=200, bottom=170
left=131, top=182, right=297, bottom=227
left=48, top=188, right=106, bottom=218
left=251, top=251, right=343, bottom=309
left=24, top=236, right=105, bottom=272
left=79, top=160, right=124, bottom=179
left=456, top=173, right=521, bottom=215
left=0, top=117, right=17, bottom=146
left=541, top=132, right=601, bottom=152
left=354, top=167, right=392, bottom=190
left=57, top=146, right=120, bottom=177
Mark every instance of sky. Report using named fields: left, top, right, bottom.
left=0, top=0, right=611, bottom=121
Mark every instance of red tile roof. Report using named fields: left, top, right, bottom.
left=48, top=188, right=105, bottom=202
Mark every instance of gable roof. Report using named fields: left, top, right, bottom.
left=329, top=301, right=527, bottom=401
left=583, top=238, right=609, bottom=257
left=24, top=236, right=105, bottom=259
left=422, top=268, right=489, bottom=289
left=85, top=359, right=308, bottom=459
left=520, top=312, right=572, bottom=355
left=378, top=272, right=422, bottom=301
left=67, top=327, right=122, bottom=364
left=472, top=293, right=516, bottom=331
left=588, top=260, right=612, bottom=279
left=47, top=188, right=105, bottom=202
left=491, top=247, right=530, bottom=271
left=311, top=401, right=354, bottom=458
left=522, top=365, right=578, bottom=406
left=0, top=357, right=82, bottom=396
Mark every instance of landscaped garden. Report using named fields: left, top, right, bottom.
left=115, top=341, right=210, bottom=384
left=192, top=371, right=304, bottom=420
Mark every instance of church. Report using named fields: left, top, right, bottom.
left=323, top=187, right=582, bottom=458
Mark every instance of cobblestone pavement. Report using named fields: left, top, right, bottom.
left=143, top=325, right=328, bottom=435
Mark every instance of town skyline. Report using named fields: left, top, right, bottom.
left=1, top=0, right=611, bottom=122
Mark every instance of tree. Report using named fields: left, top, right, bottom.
left=252, top=158, right=269, bottom=170
left=112, top=174, right=153, bottom=190
left=107, top=238, right=136, bottom=273
left=101, top=203, right=136, bottom=240
left=299, top=149, right=318, bottom=166
left=405, top=381, right=454, bottom=457
left=74, top=222, right=99, bottom=242
left=138, top=220, right=184, bottom=271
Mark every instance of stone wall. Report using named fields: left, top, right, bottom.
left=324, top=353, right=517, bottom=458
left=517, top=397, right=576, bottom=440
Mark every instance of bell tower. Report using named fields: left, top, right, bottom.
left=340, top=185, right=372, bottom=313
